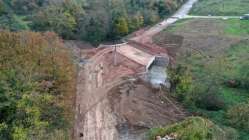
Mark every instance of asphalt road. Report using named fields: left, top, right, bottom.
left=131, top=0, right=198, bottom=43
left=185, top=15, right=240, bottom=19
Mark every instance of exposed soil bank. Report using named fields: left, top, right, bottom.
left=108, top=80, right=187, bottom=140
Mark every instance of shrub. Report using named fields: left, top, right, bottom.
left=196, top=92, right=225, bottom=111
left=147, top=117, right=236, bottom=140
left=227, top=101, right=249, bottom=131
left=168, top=65, right=193, bottom=95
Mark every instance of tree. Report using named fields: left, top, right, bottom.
left=0, top=1, right=5, bottom=16
left=156, top=0, right=170, bottom=17
left=0, top=31, right=76, bottom=139
left=143, top=10, right=160, bottom=25
left=32, top=5, right=77, bottom=39
left=128, top=13, right=144, bottom=31
left=84, top=18, right=106, bottom=45
left=0, top=0, right=186, bottom=44
left=0, top=14, right=29, bottom=31
left=114, top=17, right=129, bottom=36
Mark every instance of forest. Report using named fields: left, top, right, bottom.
left=0, top=0, right=186, bottom=44
left=0, top=31, right=76, bottom=140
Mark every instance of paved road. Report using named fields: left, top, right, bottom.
left=131, top=0, right=198, bottom=43
left=185, top=15, right=240, bottom=19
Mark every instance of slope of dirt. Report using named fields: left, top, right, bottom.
left=108, top=80, right=187, bottom=140
left=72, top=44, right=188, bottom=140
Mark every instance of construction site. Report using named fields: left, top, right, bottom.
left=70, top=0, right=197, bottom=140
left=71, top=35, right=186, bottom=140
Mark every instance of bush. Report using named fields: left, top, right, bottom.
left=168, top=65, right=193, bottom=95
left=196, top=92, right=225, bottom=111
left=147, top=117, right=236, bottom=140
left=227, top=101, right=249, bottom=131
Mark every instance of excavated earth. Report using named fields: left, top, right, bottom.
left=69, top=42, right=188, bottom=140
left=108, top=80, right=187, bottom=140
left=69, top=1, right=200, bottom=139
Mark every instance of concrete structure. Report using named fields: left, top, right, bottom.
left=147, top=56, right=170, bottom=88
left=116, top=44, right=155, bottom=68
left=115, top=44, right=170, bottom=88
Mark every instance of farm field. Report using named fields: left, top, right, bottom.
left=153, top=18, right=249, bottom=140
left=190, top=0, right=249, bottom=16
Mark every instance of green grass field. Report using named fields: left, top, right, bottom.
left=190, top=0, right=249, bottom=16
left=153, top=19, right=249, bottom=140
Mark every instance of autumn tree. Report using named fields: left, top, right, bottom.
left=114, top=17, right=129, bottom=36
left=0, top=31, right=76, bottom=140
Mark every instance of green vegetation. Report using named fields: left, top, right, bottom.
left=147, top=117, right=237, bottom=140
left=190, top=0, right=249, bottom=16
left=224, top=19, right=249, bottom=36
left=227, top=100, right=249, bottom=131
left=0, top=0, right=186, bottom=45
left=0, top=31, right=76, bottom=140
left=153, top=19, right=249, bottom=139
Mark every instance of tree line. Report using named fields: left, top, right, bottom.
left=0, top=0, right=186, bottom=45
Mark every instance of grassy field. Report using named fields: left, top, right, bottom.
left=190, top=0, right=249, bottom=16
left=153, top=19, right=249, bottom=139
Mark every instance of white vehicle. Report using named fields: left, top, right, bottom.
left=222, top=17, right=228, bottom=20
left=240, top=14, right=249, bottom=20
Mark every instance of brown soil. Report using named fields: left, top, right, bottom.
left=71, top=40, right=187, bottom=140
left=108, top=80, right=187, bottom=129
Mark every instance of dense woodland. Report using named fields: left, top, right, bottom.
left=0, top=0, right=186, bottom=44
left=0, top=31, right=76, bottom=140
